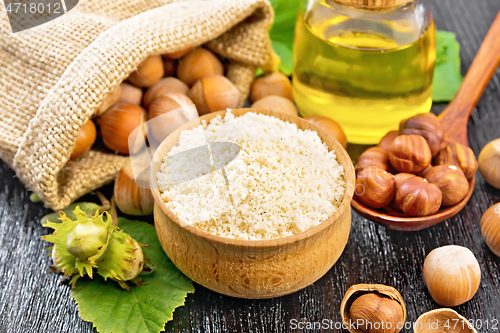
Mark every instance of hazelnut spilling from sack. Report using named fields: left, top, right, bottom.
left=0, top=0, right=274, bottom=210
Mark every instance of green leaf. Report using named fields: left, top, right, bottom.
left=41, top=202, right=101, bottom=225
left=267, top=0, right=301, bottom=75
left=432, top=30, right=463, bottom=102
left=71, top=218, right=194, bottom=333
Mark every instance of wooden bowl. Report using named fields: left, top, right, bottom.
left=151, top=109, right=355, bottom=299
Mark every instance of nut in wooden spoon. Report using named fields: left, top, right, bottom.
left=352, top=11, right=500, bottom=231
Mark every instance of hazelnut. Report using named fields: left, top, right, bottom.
left=356, top=147, right=390, bottom=174
left=94, top=85, right=122, bottom=117
left=478, top=138, right=500, bottom=189
left=399, top=113, right=445, bottom=156
left=394, top=173, right=416, bottom=187
left=114, top=160, right=154, bottom=216
left=340, top=284, right=406, bottom=333
left=394, top=176, right=442, bottom=216
left=425, top=165, right=469, bottom=206
left=378, top=130, right=399, bottom=151
left=128, top=55, right=164, bottom=88
left=142, top=77, right=189, bottom=109
left=188, top=75, right=240, bottom=115
left=251, top=95, right=298, bottom=117
left=119, top=83, right=143, bottom=105
left=177, top=48, right=224, bottom=87
left=70, top=119, right=96, bottom=161
left=389, top=135, right=432, bottom=173
left=355, top=168, right=395, bottom=209
left=148, top=92, right=196, bottom=143
left=305, top=116, right=347, bottom=149
left=415, top=163, right=432, bottom=178
left=163, top=47, right=194, bottom=59
left=423, top=245, right=481, bottom=307
left=250, top=72, right=293, bottom=103
left=99, top=103, right=147, bottom=155
left=480, top=202, right=500, bottom=257
left=435, top=142, right=478, bottom=179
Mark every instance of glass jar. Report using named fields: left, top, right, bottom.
left=293, top=0, right=436, bottom=144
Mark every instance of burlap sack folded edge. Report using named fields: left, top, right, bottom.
left=9, top=0, right=274, bottom=210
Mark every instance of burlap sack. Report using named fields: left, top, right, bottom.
left=0, top=0, right=274, bottom=210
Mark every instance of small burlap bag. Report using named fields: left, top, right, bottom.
left=0, top=0, right=274, bottom=210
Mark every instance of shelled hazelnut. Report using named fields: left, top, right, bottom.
left=356, top=147, right=390, bottom=174
left=394, top=176, right=442, bottom=216
left=378, top=130, right=399, bottom=151
left=389, top=135, right=432, bottom=174
left=425, top=165, right=469, bottom=206
left=355, top=168, right=395, bottom=209
left=399, top=113, right=444, bottom=156
left=435, top=142, right=478, bottom=180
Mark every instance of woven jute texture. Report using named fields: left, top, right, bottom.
left=0, top=0, right=274, bottom=210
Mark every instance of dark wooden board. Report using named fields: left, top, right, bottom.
left=1, top=0, right=500, bottom=332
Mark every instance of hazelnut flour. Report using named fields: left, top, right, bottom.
left=157, top=111, right=345, bottom=240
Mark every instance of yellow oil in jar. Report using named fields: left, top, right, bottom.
left=293, top=1, right=436, bottom=144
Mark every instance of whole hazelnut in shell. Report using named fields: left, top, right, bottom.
left=250, top=72, right=293, bottom=103
left=394, top=176, right=442, bottom=216
left=99, top=103, right=147, bottom=155
left=148, top=92, right=196, bottom=143
left=423, top=245, right=481, bottom=307
left=435, top=142, right=478, bottom=180
left=425, top=165, right=469, bottom=206
left=355, top=168, right=395, bottom=209
left=305, top=116, right=347, bottom=149
left=378, top=130, right=399, bottom=151
left=478, top=138, right=500, bottom=189
left=251, top=95, right=299, bottom=118
left=399, top=113, right=445, bottom=156
left=340, top=284, right=406, bottom=333
left=142, top=77, right=189, bottom=109
left=188, top=75, right=240, bottom=115
left=356, top=147, right=390, bottom=174
left=128, top=55, right=164, bottom=88
left=119, top=83, right=143, bottom=106
left=480, top=202, right=500, bottom=257
left=177, top=48, right=223, bottom=87
left=389, top=135, right=432, bottom=173
left=70, top=119, right=96, bottom=161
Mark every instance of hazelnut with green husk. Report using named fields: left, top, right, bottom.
left=42, top=206, right=154, bottom=291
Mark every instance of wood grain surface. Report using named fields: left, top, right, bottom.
left=1, top=0, right=500, bottom=332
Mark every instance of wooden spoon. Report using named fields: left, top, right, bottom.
left=352, top=11, right=500, bottom=231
